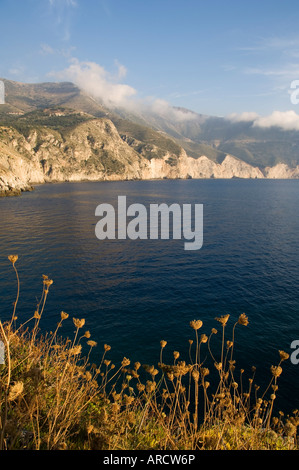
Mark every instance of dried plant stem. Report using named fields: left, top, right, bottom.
left=0, top=321, right=11, bottom=450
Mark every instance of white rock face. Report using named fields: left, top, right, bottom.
left=140, top=152, right=264, bottom=180
left=264, top=163, right=299, bottom=179
left=0, top=117, right=298, bottom=195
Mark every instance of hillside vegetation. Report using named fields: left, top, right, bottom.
left=0, top=256, right=298, bottom=450
left=0, top=78, right=299, bottom=196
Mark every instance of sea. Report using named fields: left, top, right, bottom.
left=0, top=178, right=298, bottom=415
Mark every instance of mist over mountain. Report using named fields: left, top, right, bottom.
left=0, top=78, right=298, bottom=195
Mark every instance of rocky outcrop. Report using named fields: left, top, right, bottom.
left=264, top=163, right=299, bottom=179
left=0, top=119, right=147, bottom=194
left=0, top=116, right=298, bottom=195
left=141, top=153, right=264, bottom=179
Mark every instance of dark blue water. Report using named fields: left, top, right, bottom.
left=0, top=179, right=298, bottom=414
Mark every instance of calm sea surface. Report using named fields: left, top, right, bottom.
left=0, top=179, right=298, bottom=414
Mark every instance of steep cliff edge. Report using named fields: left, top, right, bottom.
left=0, top=117, right=146, bottom=194
left=1, top=114, right=298, bottom=196
left=0, top=78, right=298, bottom=195
left=0, top=106, right=298, bottom=196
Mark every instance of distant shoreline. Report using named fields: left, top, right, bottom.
left=1, top=176, right=298, bottom=199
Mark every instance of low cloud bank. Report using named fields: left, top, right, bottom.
left=227, top=110, right=299, bottom=131
left=52, top=58, right=197, bottom=122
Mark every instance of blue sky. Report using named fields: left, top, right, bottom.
left=2, top=0, right=299, bottom=118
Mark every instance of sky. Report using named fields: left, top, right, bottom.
left=2, top=0, right=299, bottom=121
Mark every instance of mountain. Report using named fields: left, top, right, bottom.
left=0, top=78, right=298, bottom=195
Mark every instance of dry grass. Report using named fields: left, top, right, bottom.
left=0, top=255, right=298, bottom=450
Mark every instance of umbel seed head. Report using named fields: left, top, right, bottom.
left=215, top=314, right=230, bottom=326
left=271, top=365, right=282, bottom=377
left=190, top=320, right=203, bottom=330
left=8, top=255, right=18, bottom=265
left=73, top=318, right=85, bottom=329
left=60, top=311, right=69, bottom=321
left=238, top=313, right=249, bottom=326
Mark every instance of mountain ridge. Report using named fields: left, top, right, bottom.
left=0, top=78, right=298, bottom=195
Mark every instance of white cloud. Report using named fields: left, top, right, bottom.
left=227, top=111, right=259, bottom=122
left=51, top=58, right=197, bottom=121
left=52, top=59, right=137, bottom=108
left=40, top=43, right=55, bottom=55
left=253, top=110, right=299, bottom=131
left=49, top=0, right=77, bottom=7
left=48, top=0, right=77, bottom=41
left=148, top=98, right=197, bottom=122
left=227, top=110, right=299, bottom=131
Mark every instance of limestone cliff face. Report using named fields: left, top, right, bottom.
left=0, top=116, right=298, bottom=195
left=0, top=119, right=147, bottom=194
left=264, top=163, right=299, bottom=179
left=141, top=152, right=264, bottom=179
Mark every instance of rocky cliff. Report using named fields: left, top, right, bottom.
left=1, top=113, right=298, bottom=196
left=0, top=78, right=299, bottom=195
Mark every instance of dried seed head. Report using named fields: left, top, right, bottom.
left=284, top=421, right=297, bottom=436
left=124, top=395, right=134, bottom=406
left=122, top=357, right=130, bottom=367
left=87, top=340, right=97, bottom=348
left=238, top=313, right=249, bottom=326
left=70, top=345, right=82, bottom=356
left=173, top=361, right=191, bottom=377
left=112, top=403, right=120, bottom=413
left=200, top=334, right=208, bottom=344
left=73, top=318, right=85, bottom=329
left=167, top=372, right=174, bottom=381
left=271, top=365, right=282, bottom=378
left=211, top=328, right=218, bottom=335
left=8, top=381, right=24, bottom=401
left=85, top=372, right=92, bottom=381
left=201, top=367, right=210, bottom=377
left=173, top=351, right=180, bottom=360
left=146, top=381, right=156, bottom=393
left=160, top=340, right=167, bottom=348
left=144, top=364, right=155, bottom=375
left=104, top=344, right=111, bottom=351
left=8, top=255, right=18, bottom=265
left=192, top=370, right=200, bottom=381
left=134, top=361, right=141, bottom=370
left=279, top=350, right=289, bottom=362
left=60, top=311, right=69, bottom=321
left=44, top=278, right=53, bottom=288
left=215, top=314, right=230, bottom=326
left=84, top=330, right=91, bottom=338
left=137, top=383, right=145, bottom=392
left=190, top=320, right=203, bottom=330
left=227, top=340, right=233, bottom=349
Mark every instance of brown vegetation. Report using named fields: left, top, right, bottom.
left=0, top=256, right=298, bottom=450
